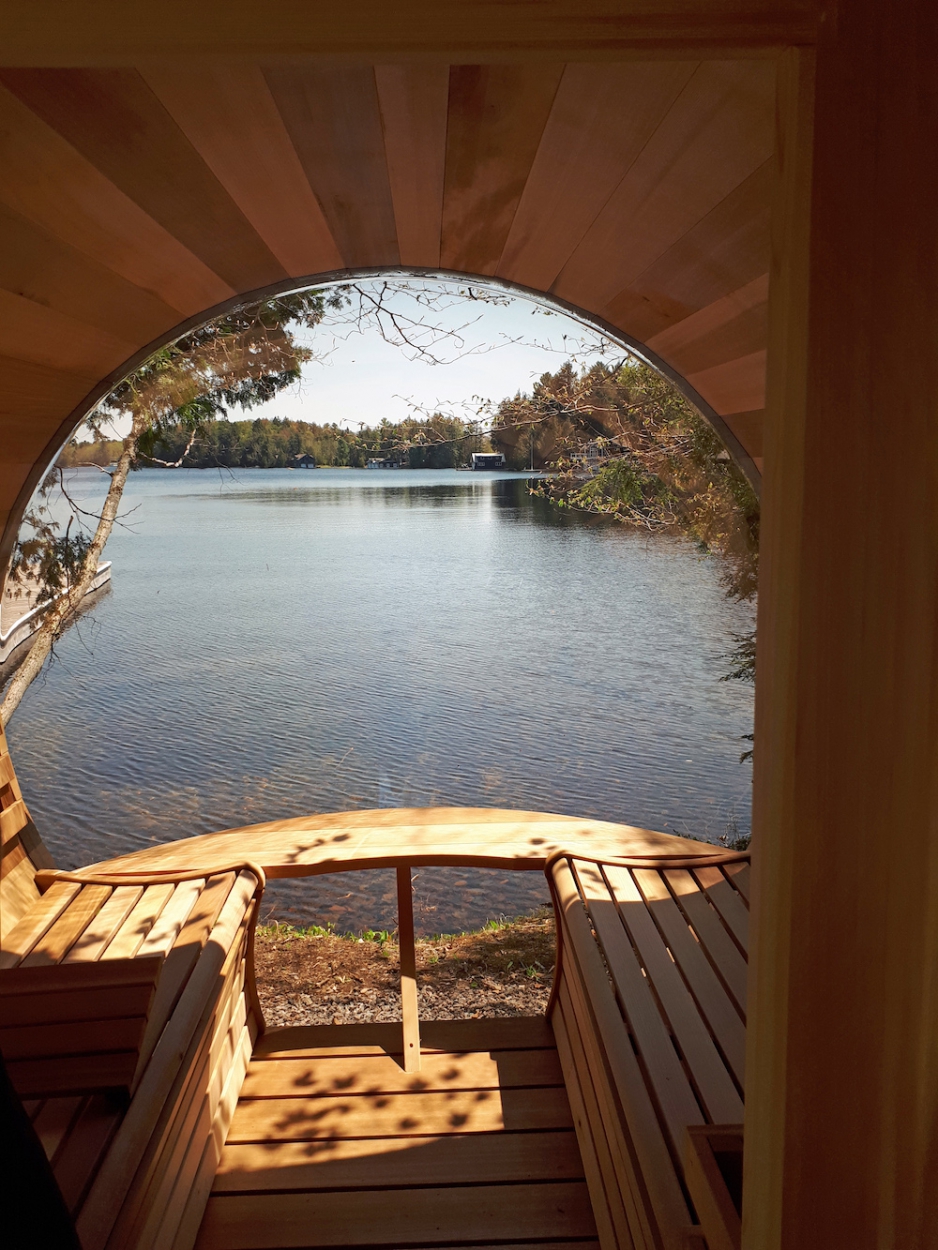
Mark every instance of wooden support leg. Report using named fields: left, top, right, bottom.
left=396, top=865, right=420, bottom=1072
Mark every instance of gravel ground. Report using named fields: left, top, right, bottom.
left=254, top=910, right=555, bottom=1027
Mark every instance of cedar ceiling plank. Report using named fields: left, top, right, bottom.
left=0, top=199, right=182, bottom=344
left=0, top=68, right=288, bottom=292
left=375, top=65, right=449, bottom=269
left=553, top=59, right=775, bottom=313
left=265, top=65, right=400, bottom=269
left=721, top=408, right=764, bottom=460
left=687, top=347, right=766, bottom=413
left=0, top=82, right=232, bottom=318
left=617, top=158, right=772, bottom=331
left=141, top=64, right=342, bottom=277
left=497, top=61, right=697, bottom=290
left=0, top=355, right=104, bottom=424
left=649, top=294, right=768, bottom=377
left=0, top=288, right=135, bottom=376
left=441, top=64, right=564, bottom=275
left=0, top=2, right=821, bottom=64
left=646, top=272, right=768, bottom=359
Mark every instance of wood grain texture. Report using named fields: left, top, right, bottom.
left=375, top=65, right=449, bottom=268
left=499, top=60, right=696, bottom=290
left=213, top=1128, right=583, bottom=1192
left=198, top=1009, right=593, bottom=1249
left=442, top=64, right=563, bottom=275
left=0, top=2, right=821, bottom=65
left=548, top=851, right=749, bottom=1248
left=141, top=64, right=343, bottom=277
left=89, top=806, right=708, bottom=879
left=0, top=81, right=233, bottom=316
left=196, top=1182, right=596, bottom=1249
left=554, top=60, right=775, bottom=314
left=0, top=881, right=80, bottom=967
left=0, top=69, right=287, bottom=291
left=265, top=65, right=399, bottom=268
left=241, top=1048, right=563, bottom=1098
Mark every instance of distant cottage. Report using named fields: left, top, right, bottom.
left=292, top=453, right=316, bottom=468
left=470, top=452, right=505, bottom=470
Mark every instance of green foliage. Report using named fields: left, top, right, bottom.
left=10, top=513, right=92, bottom=604
left=142, top=411, right=490, bottom=469
left=497, top=359, right=759, bottom=606
left=57, top=438, right=124, bottom=468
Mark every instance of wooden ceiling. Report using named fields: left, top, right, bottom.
left=0, top=3, right=807, bottom=560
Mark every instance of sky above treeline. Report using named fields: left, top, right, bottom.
left=97, top=281, right=628, bottom=439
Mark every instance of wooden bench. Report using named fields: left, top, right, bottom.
left=546, top=849, right=749, bottom=1250
left=1, top=729, right=267, bottom=1250
left=2, top=861, right=266, bottom=1250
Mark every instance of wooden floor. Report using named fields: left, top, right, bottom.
left=194, top=1017, right=598, bottom=1250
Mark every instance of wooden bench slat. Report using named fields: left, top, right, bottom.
left=33, top=1094, right=85, bottom=1163
left=135, top=872, right=238, bottom=1079
left=21, top=885, right=113, bottom=967
left=102, top=884, right=178, bottom=960
left=76, top=871, right=260, bottom=1250
left=53, top=1092, right=124, bottom=1215
left=553, top=981, right=643, bottom=1250
left=690, top=866, right=749, bottom=951
left=552, top=858, right=692, bottom=1242
left=193, top=1181, right=598, bottom=1250
left=631, top=868, right=746, bottom=1086
left=118, top=976, right=250, bottom=1250
left=167, top=996, right=254, bottom=1250
left=109, top=915, right=255, bottom=1250
left=0, top=881, right=81, bottom=968
left=63, top=886, right=145, bottom=962
left=664, top=869, right=748, bottom=1013
left=573, top=861, right=706, bottom=1148
left=722, top=861, right=750, bottom=902
left=0, top=981, right=157, bottom=1028
left=603, top=865, right=744, bottom=1122
left=8, top=1052, right=141, bottom=1099
left=255, top=1015, right=556, bottom=1058
left=136, top=879, right=204, bottom=959
left=0, top=798, right=53, bottom=867
left=1, top=1016, right=152, bottom=1060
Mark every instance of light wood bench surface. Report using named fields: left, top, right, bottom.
left=2, top=848, right=265, bottom=1250
left=547, top=850, right=749, bottom=1250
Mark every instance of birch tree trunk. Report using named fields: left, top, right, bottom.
left=0, top=413, right=146, bottom=726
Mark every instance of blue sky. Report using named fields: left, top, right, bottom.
left=232, top=280, right=625, bottom=431
left=90, top=279, right=631, bottom=440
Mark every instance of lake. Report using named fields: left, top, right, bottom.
left=6, top=468, right=755, bottom=934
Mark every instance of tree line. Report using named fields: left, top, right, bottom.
left=60, top=412, right=491, bottom=471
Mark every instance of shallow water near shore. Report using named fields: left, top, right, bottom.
left=8, top=467, right=754, bottom=933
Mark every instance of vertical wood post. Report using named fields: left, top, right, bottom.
left=396, top=865, right=420, bottom=1072
left=746, top=4, right=938, bottom=1246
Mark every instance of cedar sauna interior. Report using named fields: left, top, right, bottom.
left=0, top=4, right=935, bottom=1249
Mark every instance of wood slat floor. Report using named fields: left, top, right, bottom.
left=195, top=1017, right=599, bottom=1250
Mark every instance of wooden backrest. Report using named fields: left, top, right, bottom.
left=0, top=723, right=55, bottom=941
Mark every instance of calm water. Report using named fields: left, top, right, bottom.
left=8, top=468, right=754, bottom=933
